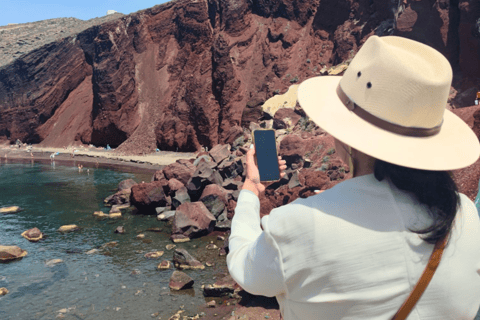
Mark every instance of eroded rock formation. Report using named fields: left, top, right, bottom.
left=0, top=0, right=478, bottom=153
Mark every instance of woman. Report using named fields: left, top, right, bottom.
left=227, top=36, right=480, bottom=319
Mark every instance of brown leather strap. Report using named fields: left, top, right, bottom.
left=336, top=85, right=443, bottom=137
left=391, top=234, right=448, bottom=320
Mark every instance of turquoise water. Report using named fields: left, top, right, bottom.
left=0, top=161, right=227, bottom=319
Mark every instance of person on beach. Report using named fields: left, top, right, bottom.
left=227, top=36, right=480, bottom=319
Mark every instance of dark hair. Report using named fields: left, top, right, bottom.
left=374, top=160, right=459, bottom=244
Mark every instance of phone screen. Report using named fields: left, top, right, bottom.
left=254, top=130, right=280, bottom=181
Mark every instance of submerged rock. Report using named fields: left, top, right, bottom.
left=145, top=227, right=163, bottom=233
left=144, top=251, right=164, bottom=259
left=45, top=259, right=64, bottom=267
left=136, top=234, right=145, bottom=239
left=93, top=211, right=107, bottom=218
left=58, top=225, right=80, bottom=233
left=165, top=244, right=176, bottom=250
left=0, top=245, right=27, bottom=263
left=169, top=271, right=194, bottom=290
left=85, top=249, right=99, bottom=255
left=21, top=227, right=43, bottom=242
left=0, top=206, right=22, bottom=214
left=157, top=260, right=173, bottom=270
left=114, top=226, right=126, bottom=234
left=173, top=248, right=204, bottom=270
left=170, top=234, right=190, bottom=243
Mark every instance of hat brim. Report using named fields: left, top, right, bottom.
left=298, top=76, right=480, bottom=170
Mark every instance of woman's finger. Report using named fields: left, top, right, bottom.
left=280, top=172, right=286, bottom=179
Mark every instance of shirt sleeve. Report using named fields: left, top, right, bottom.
left=227, top=189, right=286, bottom=297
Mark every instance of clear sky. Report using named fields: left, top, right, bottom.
left=0, top=0, right=171, bottom=26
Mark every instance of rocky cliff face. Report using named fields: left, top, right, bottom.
left=0, top=0, right=479, bottom=153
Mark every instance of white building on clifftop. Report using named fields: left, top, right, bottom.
left=107, top=10, right=117, bottom=15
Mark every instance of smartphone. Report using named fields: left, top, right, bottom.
left=253, top=129, right=280, bottom=182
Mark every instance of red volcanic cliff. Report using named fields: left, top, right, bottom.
left=0, top=0, right=479, bottom=153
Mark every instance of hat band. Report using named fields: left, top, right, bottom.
left=336, top=85, right=442, bottom=137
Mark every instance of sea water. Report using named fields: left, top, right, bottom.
left=0, top=161, right=226, bottom=319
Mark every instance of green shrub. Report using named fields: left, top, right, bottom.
left=322, top=156, right=330, bottom=163
left=320, top=164, right=329, bottom=171
left=290, top=76, right=299, bottom=83
left=339, top=167, right=345, bottom=173
left=327, top=148, right=335, bottom=155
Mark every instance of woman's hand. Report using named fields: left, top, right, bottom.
left=243, top=145, right=287, bottom=197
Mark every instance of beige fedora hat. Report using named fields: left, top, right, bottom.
left=298, top=35, right=480, bottom=170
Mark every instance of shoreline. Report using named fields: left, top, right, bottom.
left=0, top=144, right=197, bottom=173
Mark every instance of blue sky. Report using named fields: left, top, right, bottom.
left=0, top=0, right=171, bottom=26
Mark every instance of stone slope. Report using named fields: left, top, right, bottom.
left=0, top=0, right=478, bottom=153
left=0, top=14, right=124, bottom=68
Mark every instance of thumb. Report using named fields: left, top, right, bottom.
left=246, top=144, right=256, bottom=164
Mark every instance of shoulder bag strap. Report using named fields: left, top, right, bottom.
left=391, top=234, right=448, bottom=320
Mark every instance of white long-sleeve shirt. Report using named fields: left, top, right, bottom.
left=227, top=174, right=480, bottom=319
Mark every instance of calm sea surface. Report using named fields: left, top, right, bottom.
left=0, top=161, right=226, bottom=320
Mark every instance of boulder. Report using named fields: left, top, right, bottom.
left=114, top=226, right=125, bottom=234
left=104, top=189, right=131, bottom=206
left=218, top=158, right=244, bottom=180
left=209, top=144, right=231, bottom=164
left=151, top=170, right=165, bottom=182
left=171, top=187, right=191, bottom=209
left=303, top=169, right=330, bottom=191
left=130, top=181, right=168, bottom=213
left=144, top=251, right=165, bottom=259
left=136, top=234, right=145, bottom=239
left=203, top=275, right=237, bottom=297
left=155, top=207, right=168, bottom=214
left=193, top=154, right=217, bottom=168
left=21, top=227, right=43, bottom=242
left=0, top=206, right=22, bottom=214
left=288, top=170, right=302, bottom=189
left=146, top=227, right=163, bottom=233
left=273, top=108, right=302, bottom=130
left=222, top=179, right=243, bottom=191
left=162, top=161, right=196, bottom=186
left=199, top=184, right=229, bottom=218
left=58, top=225, right=80, bottom=233
left=167, top=178, right=185, bottom=196
left=118, top=179, right=137, bottom=191
left=279, top=135, right=306, bottom=167
left=215, top=211, right=231, bottom=231
left=157, top=210, right=176, bottom=221
left=0, top=288, right=8, bottom=296
left=172, top=202, right=216, bottom=238
left=0, top=245, right=27, bottom=262
left=166, top=244, right=176, bottom=250
left=227, top=199, right=236, bottom=219
left=173, top=248, right=205, bottom=269
left=157, top=260, right=173, bottom=270
left=169, top=271, right=194, bottom=290
left=187, top=161, right=224, bottom=201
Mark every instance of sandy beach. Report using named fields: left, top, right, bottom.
left=0, top=143, right=197, bottom=171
